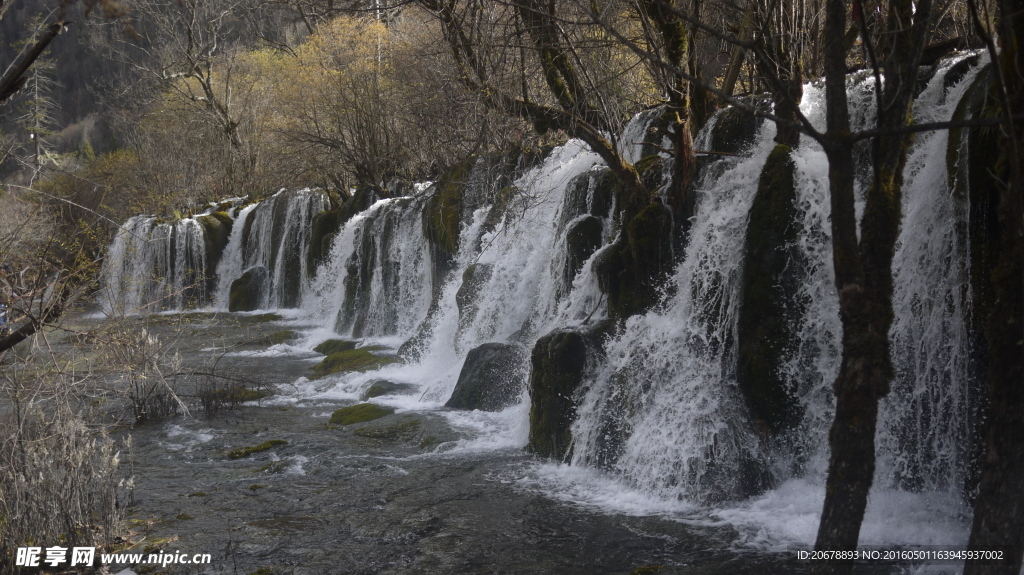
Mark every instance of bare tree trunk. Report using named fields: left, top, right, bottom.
left=813, top=0, right=932, bottom=572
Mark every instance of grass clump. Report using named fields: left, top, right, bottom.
left=329, top=403, right=394, bottom=426
left=226, top=439, right=288, bottom=459
left=311, top=348, right=397, bottom=379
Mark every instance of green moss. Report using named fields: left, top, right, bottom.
left=633, top=154, right=665, bottom=191
left=630, top=566, right=663, bottom=575
left=311, top=348, right=397, bottom=379
left=711, top=102, right=766, bottom=154
left=418, top=436, right=438, bottom=450
left=483, top=185, right=519, bottom=231
left=248, top=484, right=268, bottom=491
left=229, top=268, right=267, bottom=312
left=423, top=159, right=471, bottom=275
left=175, top=513, right=193, bottom=520
left=226, top=439, right=288, bottom=460
left=329, top=403, right=394, bottom=425
left=736, top=143, right=802, bottom=436
left=352, top=416, right=421, bottom=440
left=312, top=339, right=357, bottom=355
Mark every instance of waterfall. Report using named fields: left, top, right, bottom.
left=100, top=215, right=209, bottom=315
left=100, top=189, right=327, bottom=315
left=98, top=51, right=993, bottom=547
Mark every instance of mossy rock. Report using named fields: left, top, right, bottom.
left=307, top=210, right=346, bottom=275
left=229, top=267, right=268, bottom=312
left=423, top=159, right=471, bottom=302
left=313, top=339, right=358, bottom=355
left=196, top=211, right=233, bottom=291
left=329, top=403, right=394, bottom=425
left=204, top=386, right=271, bottom=404
left=564, top=216, right=603, bottom=286
left=527, top=330, right=590, bottom=459
left=227, top=439, right=288, bottom=460
left=311, top=348, right=397, bottom=379
left=594, top=202, right=674, bottom=322
left=483, top=184, right=520, bottom=232
left=361, top=380, right=416, bottom=400
left=710, top=100, right=769, bottom=155
left=736, top=144, right=803, bottom=435
left=445, top=343, right=527, bottom=411
left=633, top=154, right=666, bottom=191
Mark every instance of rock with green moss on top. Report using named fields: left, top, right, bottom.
left=312, top=339, right=357, bottom=355
left=196, top=211, right=233, bottom=291
left=329, top=403, right=394, bottom=425
left=229, top=267, right=268, bottom=312
left=310, top=347, right=397, bottom=379
left=307, top=210, right=346, bottom=275
left=226, top=439, right=288, bottom=459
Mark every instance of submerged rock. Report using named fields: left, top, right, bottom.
left=361, top=380, right=416, bottom=400
left=527, top=330, right=591, bottom=459
left=736, top=144, right=803, bottom=435
left=197, top=211, right=233, bottom=292
left=329, top=403, right=394, bottom=425
left=445, top=343, right=528, bottom=411
left=229, top=266, right=269, bottom=312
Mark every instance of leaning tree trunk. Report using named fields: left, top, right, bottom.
left=813, top=0, right=932, bottom=572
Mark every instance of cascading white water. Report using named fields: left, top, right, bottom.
left=305, top=196, right=433, bottom=343
left=213, top=203, right=257, bottom=310
left=879, top=53, right=988, bottom=494
left=100, top=215, right=209, bottom=315
left=230, top=189, right=327, bottom=309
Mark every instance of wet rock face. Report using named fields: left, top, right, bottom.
left=564, top=216, right=603, bottom=286
left=736, top=144, right=803, bottom=435
left=197, top=211, right=233, bottom=293
left=229, top=266, right=269, bottom=312
left=710, top=100, right=768, bottom=155
left=527, top=330, right=590, bottom=459
left=594, top=202, right=674, bottom=323
left=455, top=263, right=493, bottom=328
left=445, top=343, right=528, bottom=412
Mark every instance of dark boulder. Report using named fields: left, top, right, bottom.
left=527, top=330, right=591, bottom=459
left=229, top=266, right=269, bottom=312
left=445, top=343, right=527, bottom=411
left=736, top=144, right=803, bottom=435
